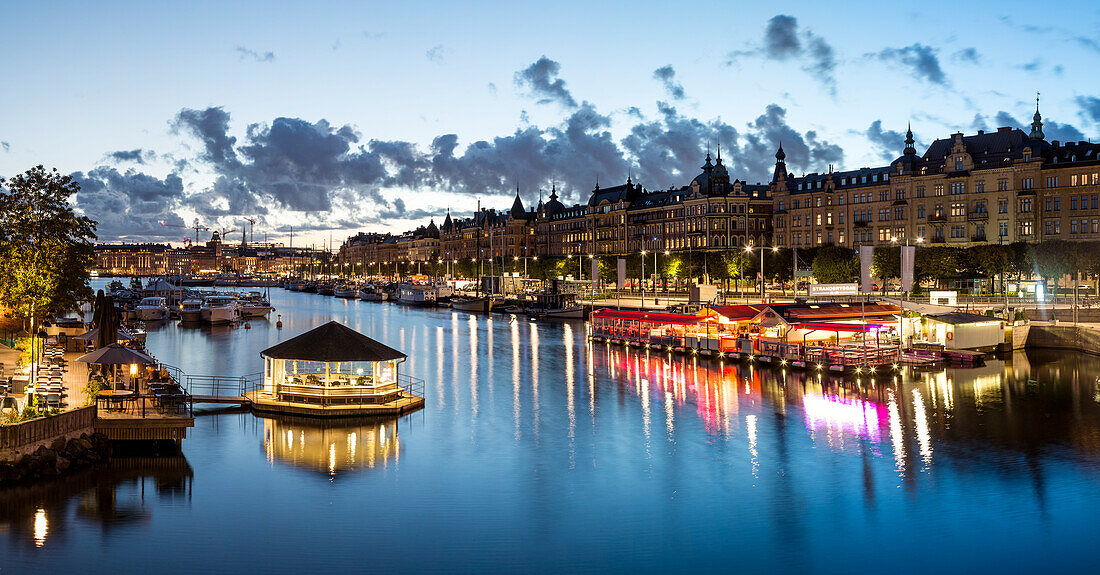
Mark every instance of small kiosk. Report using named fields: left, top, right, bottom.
left=251, top=321, right=424, bottom=417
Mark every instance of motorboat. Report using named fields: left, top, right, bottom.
left=316, top=282, right=335, bottom=296
left=359, top=285, right=388, bottom=301
left=396, top=284, right=438, bottom=306
left=529, top=292, right=584, bottom=319
left=134, top=297, right=170, bottom=321
left=451, top=297, right=492, bottom=313
left=179, top=299, right=204, bottom=323
left=201, top=294, right=242, bottom=324
left=239, top=292, right=274, bottom=318
left=334, top=283, right=359, bottom=299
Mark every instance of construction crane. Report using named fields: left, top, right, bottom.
left=160, top=221, right=209, bottom=244
left=243, top=217, right=257, bottom=245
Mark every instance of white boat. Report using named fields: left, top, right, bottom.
left=201, top=295, right=241, bottom=324
left=134, top=297, right=169, bottom=321
left=451, top=297, right=492, bottom=313
left=179, top=299, right=204, bottom=323
left=396, top=284, right=438, bottom=306
left=359, top=286, right=388, bottom=301
left=334, top=283, right=359, bottom=299
left=239, top=292, right=274, bottom=318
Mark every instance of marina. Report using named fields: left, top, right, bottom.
left=2, top=282, right=1100, bottom=573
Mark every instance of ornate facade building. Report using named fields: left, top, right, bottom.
left=772, top=101, right=1100, bottom=249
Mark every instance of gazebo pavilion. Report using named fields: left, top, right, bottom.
left=259, top=321, right=409, bottom=406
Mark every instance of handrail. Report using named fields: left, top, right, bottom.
left=95, top=392, right=193, bottom=418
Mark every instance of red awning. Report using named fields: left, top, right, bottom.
left=589, top=309, right=702, bottom=325
left=708, top=305, right=766, bottom=321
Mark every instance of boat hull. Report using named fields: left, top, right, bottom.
left=451, top=298, right=492, bottom=312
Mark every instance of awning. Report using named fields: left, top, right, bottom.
left=589, top=309, right=702, bottom=325
left=793, top=321, right=886, bottom=333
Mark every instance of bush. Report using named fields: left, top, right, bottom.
left=1013, top=309, right=1028, bottom=322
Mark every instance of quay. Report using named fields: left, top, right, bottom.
left=587, top=303, right=947, bottom=376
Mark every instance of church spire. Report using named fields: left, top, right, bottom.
left=772, top=142, right=787, bottom=184
left=904, top=123, right=917, bottom=156
left=1030, top=92, right=1045, bottom=140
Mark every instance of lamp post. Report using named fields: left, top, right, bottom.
left=641, top=250, right=647, bottom=309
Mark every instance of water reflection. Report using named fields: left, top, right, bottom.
left=261, top=415, right=400, bottom=477
left=0, top=454, right=192, bottom=549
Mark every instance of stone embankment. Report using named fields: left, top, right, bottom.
left=0, top=432, right=110, bottom=485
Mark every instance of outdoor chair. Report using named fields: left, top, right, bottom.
left=45, top=393, right=61, bottom=409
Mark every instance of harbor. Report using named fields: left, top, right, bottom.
left=3, top=281, right=1100, bottom=573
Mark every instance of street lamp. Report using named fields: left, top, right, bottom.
left=890, top=235, right=924, bottom=354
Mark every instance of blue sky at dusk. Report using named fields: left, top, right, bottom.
left=2, top=0, right=1099, bottom=246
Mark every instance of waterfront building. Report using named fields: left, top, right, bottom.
left=773, top=101, right=1100, bottom=249
left=252, top=321, right=425, bottom=417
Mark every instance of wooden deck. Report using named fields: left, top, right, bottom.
left=246, top=390, right=425, bottom=418
left=94, top=397, right=195, bottom=441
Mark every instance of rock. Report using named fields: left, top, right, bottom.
left=50, top=437, right=67, bottom=452
left=78, top=438, right=93, bottom=451
left=54, top=455, right=71, bottom=474
left=39, top=449, right=57, bottom=466
left=65, top=439, right=82, bottom=458
left=85, top=451, right=102, bottom=463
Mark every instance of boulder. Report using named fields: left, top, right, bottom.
left=50, top=437, right=67, bottom=452
left=54, top=455, right=71, bottom=474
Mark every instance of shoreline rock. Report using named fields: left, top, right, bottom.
left=0, top=432, right=111, bottom=486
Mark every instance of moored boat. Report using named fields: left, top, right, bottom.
left=451, top=297, right=492, bottom=313
left=134, top=297, right=170, bottom=321
left=179, top=299, right=204, bottom=323
left=334, top=283, right=359, bottom=298
left=201, top=294, right=242, bottom=324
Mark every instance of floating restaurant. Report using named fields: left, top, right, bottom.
left=249, top=321, right=425, bottom=417
left=589, top=301, right=906, bottom=374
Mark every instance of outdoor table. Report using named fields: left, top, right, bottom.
left=98, top=389, right=134, bottom=412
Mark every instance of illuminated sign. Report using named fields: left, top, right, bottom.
left=807, top=283, right=859, bottom=296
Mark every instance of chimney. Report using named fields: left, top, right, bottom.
left=977, top=130, right=985, bottom=135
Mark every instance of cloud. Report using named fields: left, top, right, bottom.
left=864, top=121, right=913, bottom=161
left=1075, top=36, right=1100, bottom=53
left=1077, top=96, right=1100, bottom=125
left=514, top=56, right=577, bottom=108
left=106, top=149, right=155, bottom=164
left=173, top=107, right=240, bottom=168
left=652, top=65, right=685, bottom=100
left=426, top=44, right=444, bottom=63
left=868, top=43, right=946, bottom=85
left=1, top=141, right=8, bottom=152
left=71, top=168, right=187, bottom=241
left=727, top=15, right=837, bottom=96
left=993, top=110, right=1086, bottom=142
left=235, top=46, right=275, bottom=63
left=952, top=47, right=981, bottom=64
left=621, top=102, right=843, bottom=188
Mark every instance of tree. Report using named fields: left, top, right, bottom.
left=0, top=166, right=97, bottom=324
left=811, top=246, right=858, bottom=284
left=915, top=246, right=961, bottom=287
left=1030, top=240, right=1075, bottom=291
left=871, top=246, right=900, bottom=292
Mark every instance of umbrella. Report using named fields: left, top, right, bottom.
left=77, top=343, right=156, bottom=365
left=75, top=328, right=134, bottom=342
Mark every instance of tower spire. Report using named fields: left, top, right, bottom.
left=904, top=122, right=916, bottom=156
left=1030, top=91, right=1045, bottom=140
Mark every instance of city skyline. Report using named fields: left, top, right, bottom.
left=2, top=0, right=1100, bottom=247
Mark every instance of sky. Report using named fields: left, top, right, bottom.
left=2, top=0, right=1100, bottom=248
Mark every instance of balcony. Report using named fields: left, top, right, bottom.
left=971, top=234, right=987, bottom=242
left=930, top=236, right=946, bottom=243
left=928, top=213, right=948, bottom=223
left=853, top=220, right=870, bottom=229
left=967, top=211, right=988, bottom=221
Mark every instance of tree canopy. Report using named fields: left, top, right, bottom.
left=0, top=166, right=97, bottom=321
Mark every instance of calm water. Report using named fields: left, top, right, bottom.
left=3, top=283, right=1100, bottom=573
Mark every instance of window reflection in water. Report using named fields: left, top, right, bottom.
left=262, top=415, right=400, bottom=478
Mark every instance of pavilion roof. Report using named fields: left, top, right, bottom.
left=260, top=321, right=406, bottom=362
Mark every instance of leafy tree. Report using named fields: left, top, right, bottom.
left=0, top=166, right=97, bottom=325
left=915, top=246, right=961, bottom=287
left=871, top=246, right=900, bottom=291
left=1030, top=240, right=1075, bottom=290
left=811, top=246, right=858, bottom=284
